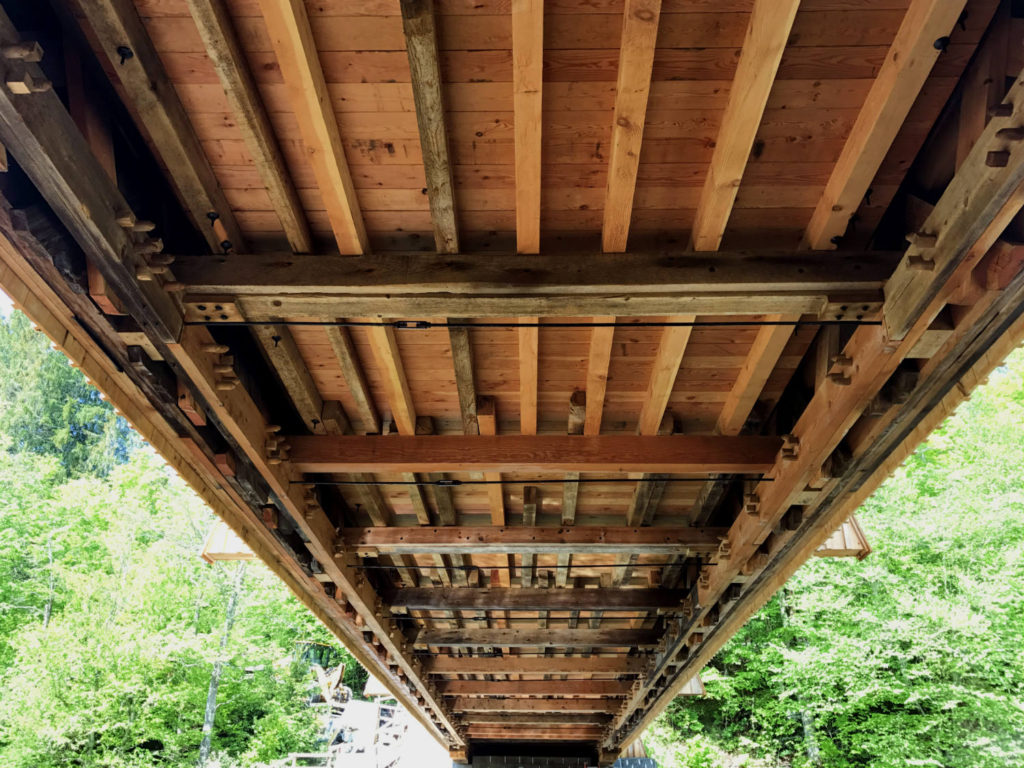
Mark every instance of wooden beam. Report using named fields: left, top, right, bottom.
left=636, top=322, right=693, bottom=436
left=250, top=322, right=326, bottom=432
left=286, top=434, right=780, bottom=474
left=365, top=325, right=416, bottom=435
left=512, top=0, right=543, bottom=253
left=602, top=0, right=662, bottom=252
left=448, top=323, right=478, bottom=435
left=255, top=0, right=367, bottom=254
left=426, top=655, right=647, bottom=676
left=716, top=315, right=800, bottom=436
left=461, top=713, right=612, bottom=725
left=325, top=325, right=380, bottom=434
left=689, top=0, right=800, bottom=251
left=585, top=318, right=616, bottom=436
left=399, top=0, right=457, bottom=253
left=0, top=9, right=181, bottom=342
left=519, top=320, right=539, bottom=434
left=466, top=726, right=607, bottom=739
left=440, top=680, right=631, bottom=697
left=476, top=396, right=506, bottom=527
left=803, top=0, right=970, bottom=249
left=420, top=628, right=660, bottom=648
left=452, top=698, right=617, bottom=713
left=73, top=0, right=244, bottom=253
left=387, top=587, right=689, bottom=611
left=184, top=0, right=311, bottom=253
left=342, top=525, right=727, bottom=556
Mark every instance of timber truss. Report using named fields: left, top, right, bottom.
left=0, top=0, right=1023, bottom=764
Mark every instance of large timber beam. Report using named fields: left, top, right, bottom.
left=452, top=698, right=616, bottom=713
left=73, top=0, right=245, bottom=252
left=342, top=525, right=726, bottom=556
left=803, top=0, right=970, bottom=249
left=689, top=0, right=800, bottom=251
left=439, top=680, right=632, bottom=697
left=184, top=0, right=312, bottom=253
left=420, top=628, right=660, bottom=649
left=255, top=0, right=367, bottom=253
left=175, top=250, right=897, bottom=318
left=387, top=587, right=689, bottom=611
left=285, top=434, right=781, bottom=474
left=400, top=0, right=458, bottom=253
left=461, top=713, right=613, bottom=725
left=425, top=655, right=648, bottom=676
left=512, top=0, right=543, bottom=253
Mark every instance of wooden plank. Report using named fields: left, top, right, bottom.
left=716, top=315, right=800, bottom=435
left=400, top=0, right=458, bottom=253
left=448, top=323, right=478, bottom=435
left=519, top=319, right=539, bottom=434
left=452, top=698, right=616, bottom=713
left=254, top=0, right=368, bottom=253
left=585, top=317, right=616, bottom=436
left=342, top=525, right=728, bottom=556
left=184, top=0, right=311, bottom=253
left=286, top=434, right=781, bottom=474
left=636, top=321, right=693, bottom=436
left=803, top=0, right=970, bottom=249
left=476, top=396, right=506, bottom=527
left=325, top=325, right=380, bottom=434
left=419, top=628, right=661, bottom=648
left=461, top=713, right=612, bottom=725
left=74, top=0, right=244, bottom=253
left=690, top=0, right=800, bottom=251
left=388, top=587, right=689, bottom=611
left=602, top=0, right=662, bottom=252
left=365, top=325, right=417, bottom=435
left=425, top=655, right=647, bottom=675
left=439, top=680, right=631, bottom=697
left=512, top=0, right=543, bottom=253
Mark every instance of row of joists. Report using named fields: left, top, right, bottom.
left=1, top=0, right=1024, bottom=759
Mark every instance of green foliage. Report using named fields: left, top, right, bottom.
left=648, top=349, right=1024, bottom=768
left=0, top=310, right=365, bottom=768
left=0, top=311, right=137, bottom=478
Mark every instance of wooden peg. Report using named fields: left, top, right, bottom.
left=781, top=434, right=800, bottom=461
left=201, top=343, right=230, bottom=354
left=132, top=220, right=157, bottom=232
left=986, top=150, right=1010, bottom=168
left=116, top=211, right=137, bottom=229
left=990, top=103, right=1014, bottom=118
left=906, top=231, right=937, bottom=248
left=907, top=253, right=936, bottom=271
left=996, top=127, right=1024, bottom=141
left=162, top=281, right=186, bottom=293
left=2, top=42, right=44, bottom=62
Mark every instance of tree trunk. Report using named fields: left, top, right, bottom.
left=42, top=532, right=55, bottom=630
left=197, top=563, right=246, bottom=768
left=778, top=589, right=821, bottom=766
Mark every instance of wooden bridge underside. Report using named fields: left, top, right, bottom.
left=1, top=0, right=1024, bottom=763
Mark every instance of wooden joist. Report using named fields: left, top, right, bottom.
left=366, top=324, right=417, bottom=435
left=286, top=434, right=781, bottom=474
left=512, top=0, right=543, bottom=253
left=399, top=0, right=457, bottom=253
left=74, top=0, right=244, bottom=253
left=803, top=0, right=971, bottom=249
left=387, top=587, right=689, bottom=611
left=420, top=628, right=661, bottom=649
left=342, top=525, right=727, bottom=556
left=425, top=655, right=647, bottom=676
left=325, top=325, right=381, bottom=434
left=183, top=0, right=311, bottom=253
left=602, top=0, right=662, bottom=252
left=452, top=698, right=617, bottom=713
left=461, top=713, right=613, bottom=725
left=254, top=0, right=367, bottom=254
left=690, top=0, right=800, bottom=251
left=438, top=680, right=632, bottom=697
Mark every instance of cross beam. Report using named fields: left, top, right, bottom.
left=287, top=434, right=781, bottom=474
left=386, top=587, right=690, bottom=611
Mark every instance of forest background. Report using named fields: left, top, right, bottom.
left=0, top=305, right=1021, bottom=768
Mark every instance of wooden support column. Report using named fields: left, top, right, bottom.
left=400, top=0, right=458, bottom=253
left=689, top=0, right=800, bottom=251
left=74, top=0, right=245, bottom=252
left=803, top=0, right=970, bottom=249
left=602, top=0, right=662, bottom=252
left=184, top=0, right=312, bottom=253
left=512, top=0, right=543, bottom=253
left=255, top=0, right=368, bottom=254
